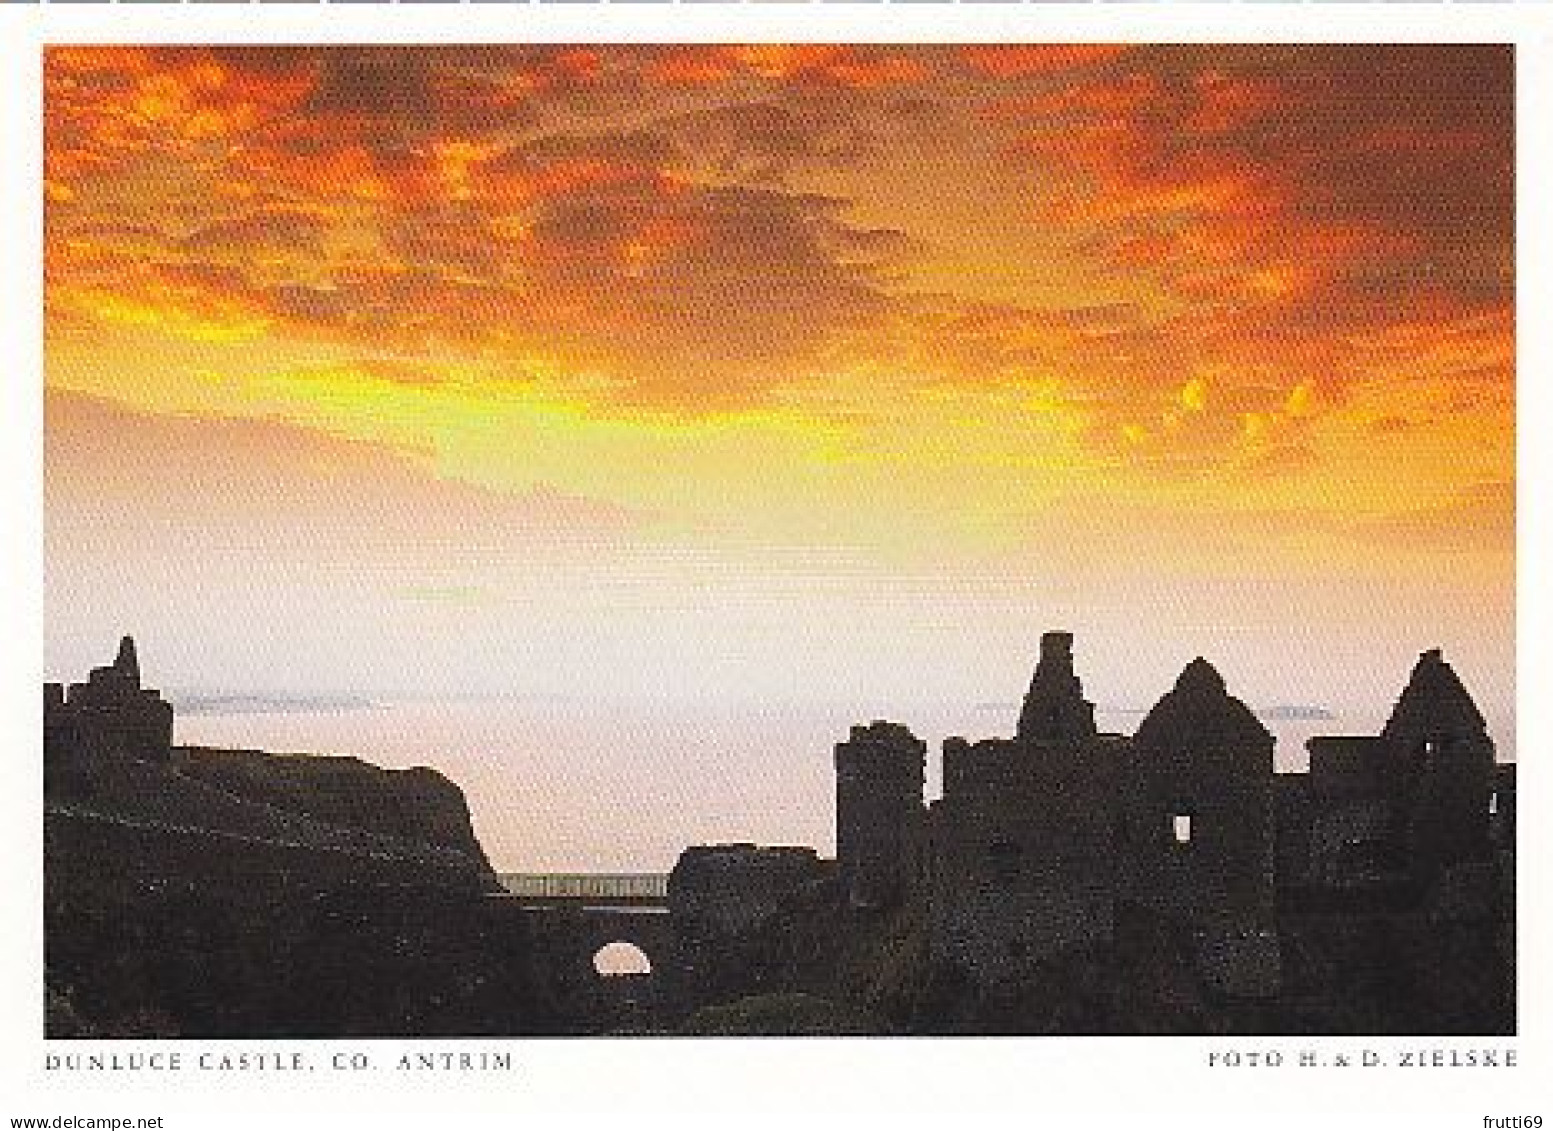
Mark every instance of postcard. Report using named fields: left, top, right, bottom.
left=2, top=1, right=1547, bottom=1124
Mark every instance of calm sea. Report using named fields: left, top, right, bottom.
left=172, top=697, right=1513, bottom=874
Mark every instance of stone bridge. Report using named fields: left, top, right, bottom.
left=495, top=874, right=673, bottom=973
left=500, top=872, right=667, bottom=906
left=500, top=901, right=674, bottom=974
left=484, top=881, right=681, bottom=1032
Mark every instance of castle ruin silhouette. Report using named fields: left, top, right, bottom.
left=43, top=631, right=1515, bottom=1032
left=44, top=635, right=173, bottom=784
left=832, top=631, right=1513, bottom=999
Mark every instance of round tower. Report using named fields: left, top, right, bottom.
left=834, top=721, right=926, bottom=911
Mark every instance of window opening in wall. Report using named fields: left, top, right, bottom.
left=1489, top=792, right=1499, bottom=816
left=1172, top=813, right=1192, bottom=844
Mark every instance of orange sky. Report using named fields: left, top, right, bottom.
left=44, top=45, right=1514, bottom=727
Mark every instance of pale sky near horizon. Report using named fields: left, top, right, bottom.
left=44, top=45, right=1514, bottom=733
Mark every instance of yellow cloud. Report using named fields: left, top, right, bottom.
left=1179, top=375, right=1209, bottom=413
left=76, top=289, right=271, bottom=344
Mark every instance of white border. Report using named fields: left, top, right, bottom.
left=2, top=5, right=1548, bottom=1124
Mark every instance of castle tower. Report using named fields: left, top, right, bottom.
left=931, top=633, right=1119, bottom=978
left=1381, top=648, right=1496, bottom=872
left=1125, top=658, right=1275, bottom=924
left=1016, top=631, right=1098, bottom=743
left=58, top=635, right=174, bottom=766
left=114, top=635, right=141, bottom=684
left=834, top=721, right=926, bottom=910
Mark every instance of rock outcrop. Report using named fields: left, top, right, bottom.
left=44, top=639, right=530, bottom=1038
left=173, top=746, right=497, bottom=878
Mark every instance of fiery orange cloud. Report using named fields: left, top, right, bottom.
left=981, top=46, right=1511, bottom=464
left=649, top=45, right=931, bottom=90
left=40, top=45, right=1516, bottom=856
left=960, top=44, right=1130, bottom=79
left=44, top=44, right=1513, bottom=539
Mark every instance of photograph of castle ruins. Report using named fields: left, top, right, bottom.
left=44, top=44, right=1514, bottom=1036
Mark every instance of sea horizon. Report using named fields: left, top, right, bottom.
left=164, top=691, right=1516, bottom=875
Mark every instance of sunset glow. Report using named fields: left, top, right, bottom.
left=45, top=46, right=1514, bottom=866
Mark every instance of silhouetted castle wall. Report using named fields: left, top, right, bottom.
left=1121, top=657, right=1275, bottom=927
left=834, top=631, right=1504, bottom=996
left=931, top=633, right=1119, bottom=977
left=45, top=636, right=173, bottom=777
left=1490, top=761, right=1516, bottom=849
left=669, top=844, right=829, bottom=937
left=834, top=722, right=925, bottom=910
left=1275, top=648, right=1499, bottom=903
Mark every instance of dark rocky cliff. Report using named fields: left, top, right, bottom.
left=44, top=740, right=561, bottom=1037
left=172, top=745, right=498, bottom=881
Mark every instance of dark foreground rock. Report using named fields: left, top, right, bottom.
left=680, top=993, right=886, bottom=1036
left=44, top=743, right=563, bottom=1037
left=649, top=854, right=1512, bottom=1037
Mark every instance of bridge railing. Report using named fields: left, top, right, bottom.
left=499, top=873, right=669, bottom=900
